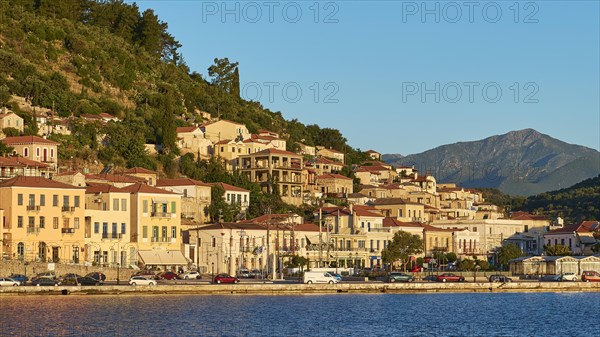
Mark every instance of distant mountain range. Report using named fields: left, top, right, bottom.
left=382, top=129, right=600, bottom=196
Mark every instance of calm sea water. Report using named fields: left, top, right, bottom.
left=0, top=292, right=598, bottom=336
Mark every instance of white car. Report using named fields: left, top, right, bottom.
left=180, top=271, right=201, bottom=280
left=557, top=273, right=578, bottom=281
left=129, top=276, right=156, bottom=286
left=0, top=277, right=20, bottom=286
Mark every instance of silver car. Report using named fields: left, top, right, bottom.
left=0, top=277, right=20, bottom=286
left=556, top=273, right=578, bottom=281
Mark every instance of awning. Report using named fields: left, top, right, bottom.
left=138, top=250, right=188, bottom=266
left=152, top=199, right=168, bottom=204
left=580, top=236, right=597, bottom=244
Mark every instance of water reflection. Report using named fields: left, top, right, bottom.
left=0, top=293, right=597, bottom=336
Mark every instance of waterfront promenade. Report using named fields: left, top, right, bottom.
left=2, top=281, right=599, bottom=296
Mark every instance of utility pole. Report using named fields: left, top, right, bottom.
left=318, top=208, right=323, bottom=268
left=196, top=227, right=200, bottom=271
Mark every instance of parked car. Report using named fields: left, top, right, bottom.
left=76, top=277, right=101, bottom=286
left=422, top=275, right=438, bottom=282
left=129, top=276, right=156, bottom=286
left=237, top=269, right=250, bottom=278
left=555, top=273, right=578, bottom=282
left=85, top=272, right=106, bottom=284
left=303, top=271, right=338, bottom=284
left=213, top=274, right=239, bottom=284
left=31, top=272, right=56, bottom=281
left=436, top=273, right=465, bottom=282
left=8, top=274, right=28, bottom=284
left=179, top=271, right=201, bottom=280
left=489, top=275, right=512, bottom=283
left=331, top=273, right=343, bottom=282
left=581, top=271, right=600, bottom=282
left=31, top=278, right=60, bottom=286
left=0, top=277, right=20, bottom=286
left=387, top=272, right=415, bottom=283
left=60, top=274, right=83, bottom=285
left=156, top=271, right=178, bottom=280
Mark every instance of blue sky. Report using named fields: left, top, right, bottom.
left=134, top=1, right=600, bottom=155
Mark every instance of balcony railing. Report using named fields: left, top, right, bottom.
left=101, top=233, right=121, bottom=239
left=26, top=205, right=41, bottom=211
left=367, top=228, right=390, bottom=233
left=151, top=237, right=171, bottom=243
left=151, top=212, right=172, bottom=218
left=61, top=228, right=75, bottom=234
left=26, top=226, right=40, bottom=234
left=61, top=206, right=76, bottom=212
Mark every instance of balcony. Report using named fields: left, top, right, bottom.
left=151, top=236, right=171, bottom=243
left=26, top=205, right=41, bottom=212
left=367, top=228, right=391, bottom=233
left=26, top=226, right=40, bottom=234
left=61, top=206, right=76, bottom=212
left=151, top=212, right=172, bottom=218
left=101, top=233, right=121, bottom=239
left=61, top=228, right=75, bottom=234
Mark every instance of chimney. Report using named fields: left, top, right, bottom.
left=349, top=203, right=353, bottom=215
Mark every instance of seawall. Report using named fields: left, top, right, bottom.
left=1, top=282, right=599, bottom=296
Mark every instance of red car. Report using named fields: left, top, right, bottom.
left=156, top=271, right=178, bottom=280
left=436, top=273, right=465, bottom=282
left=213, top=274, right=239, bottom=284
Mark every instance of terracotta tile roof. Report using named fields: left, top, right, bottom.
left=99, top=113, right=117, bottom=119
left=200, top=119, right=245, bottom=127
left=212, top=182, right=250, bottom=193
left=0, top=176, right=82, bottom=189
left=319, top=148, right=344, bottom=154
left=410, top=175, right=433, bottom=182
left=85, top=182, right=128, bottom=194
left=314, top=157, right=343, bottom=165
left=373, top=198, right=422, bottom=206
left=355, top=165, right=390, bottom=172
left=119, top=183, right=179, bottom=195
left=383, top=217, right=423, bottom=228
left=176, top=126, right=200, bottom=133
left=316, top=173, right=352, bottom=181
left=123, top=167, right=157, bottom=175
left=366, top=150, right=380, bottom=154
left=510, top=211, right=548, bottom=221
left=55, top=170, right=81, bottom=176
left=85, top=173, right=144, bottom=183
left=241, top=214, right=299, bottom=224
left=251, top=134, right=279, bottom=141
left=348, top=193, right=369, bottom=198
left=0, top=157, right=49, bottom=168
left=156, top=177, right=211, bottom=187
left=1, top=135, right=58, bottom=145
left=0, top=112, right=19, bottom=119
left=421, top=223, right=456, bottom=232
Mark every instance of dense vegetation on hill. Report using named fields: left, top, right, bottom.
left=0, top=0, right=368, bottom=170
left=517, top=175, right=600, bottom=223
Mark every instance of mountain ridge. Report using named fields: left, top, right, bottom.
left=382, top=129, right=600, bottom=196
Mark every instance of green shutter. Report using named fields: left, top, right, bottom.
left=171, top=201, right=176, bottom=213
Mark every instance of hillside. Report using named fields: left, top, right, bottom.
left=0, top=0, right=366, bottom=171
left=383, top=129, right=600, bottom=196
left=516, top=175, right=600, bottom=223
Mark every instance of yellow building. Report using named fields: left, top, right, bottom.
left=84, top=183, right=133, bottom=267
left=176, top=126, right=212, bottom=159
left=317, top=147, right=345, bottom=162
left=156, top=177, right=212, bottom=224
left=122, top=167, right=158, bottom=186
left=0, top=176, right=85, bottom=263
left=372, top=198, right=426, bottom=223
left=1, top=135, right=59, bottom=169
left=0, top=110, right=24, bottom=134
left=239, top=149, right=304, bottom=206
left=214, top=139, right=246, bottom=170
left=120, top=183, right=187, bottom=269
left=200, top=119, right=250, bottom=143
left=315, top=173, right=353, bottom=195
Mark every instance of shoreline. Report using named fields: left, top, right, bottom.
left=2, top=282, right=600, bottom=296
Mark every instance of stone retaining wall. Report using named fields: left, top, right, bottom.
left=0, top=261, right=137, bottom=281
left=2, top=282, right=599, bottom=296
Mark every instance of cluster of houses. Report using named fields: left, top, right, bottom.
left=0, top=108, right=598, bottom=277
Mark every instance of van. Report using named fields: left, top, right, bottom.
left=303, top=271, right=339, bottom=284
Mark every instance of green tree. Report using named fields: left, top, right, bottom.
left=0, top=142, right=14, bottom=156
left=2, top=127, right=20, bottom=137
left=209, top=184, right=240, bottom=222
left=208, top=58, right=239, bottom=94
left=544, top=244, right=572, bottom=256
left=381, top=231, right=423, bottom=271
left=445, top=252, right=458, bottom=263
left=497, top=243, right=523, bottom=267
left=459, top=259, right=476, bottom=271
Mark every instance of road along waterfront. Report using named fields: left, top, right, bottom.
left=0, top=292, right=598, bottom=336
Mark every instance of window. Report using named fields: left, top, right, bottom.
left=142, top=226, right=148, bottom=239
left=40, top=216, right=45, bottom=228
left=53, top=195, right=58, bottom=207
left=63, top=218, right=70, bottom=228
left=63, top=195, right=69, bottom=207
left=53, top=217, right=58, bottom=229
left=113, top=199, right=119, bottom=211
left=524, top=225, right=529, bottom=233
left=171, top=226, right=177, bottom=238
left=36, top=147, right=40, bottom=157
left=121, top=223, right=126, bottom=234
left=171, top=201, right=176, bottom=213
left=23, top=148, right=28, bottom=157
left=74, top=218, right=80, bottom=229
left=212, top=237, right=216, bottom=247
left=17, top=216, right=23, bottom=228
left=162, top=226, right=167, bottom=239
left=28, top=194, right=35, bottom=206
left=17, top=243, right=24, bottom=257
left=74, top=196, right=80, bottom=208
left=40, top=194, right=45, bottom=206
left=28, top=216, right=34, bottom=227
left=17, top=194, right=23, bottom=206
left=121, top=199, right=127, bottom=211
left=94, top=222, right=99, bottom=234
left=183, top=189, right=188, bottom=198
left=568, top=238, right=572, bottom=248
left=112, top=223, right=117, bottom=235
left=50, top=149, right=54, bottom=158
left=361, top=222, right=364, bottom=228
left=143, top=200, right=148, bottom=213
left=102, top=222, right=108, bottom=234
left=152, top=226, right=159, bottom=239
left=561, top=239, right=565, bottom=245
left=358, top=240, right=366, bottom=248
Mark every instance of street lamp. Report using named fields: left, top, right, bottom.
left=116, top=263, right=120, bottom=285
